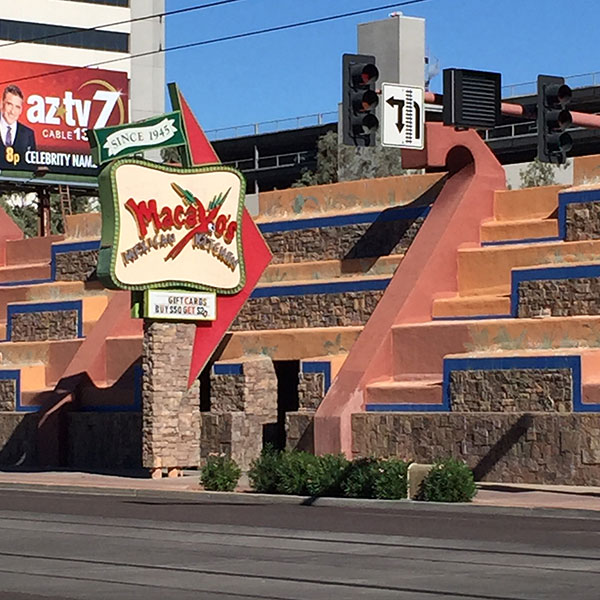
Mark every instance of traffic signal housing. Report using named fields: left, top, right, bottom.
left=342, top=53, right=379, bottom=147
left=537, top=75, right=573, bottom=164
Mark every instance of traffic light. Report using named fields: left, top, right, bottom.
left=537, top=75, right=573, bottom=164
left=342, top=53, right=379, bottom=147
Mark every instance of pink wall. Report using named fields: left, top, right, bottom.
left=314, top=123, right=506, bottom=457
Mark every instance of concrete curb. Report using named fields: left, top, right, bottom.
left=0, top=480, right=599, bottom=520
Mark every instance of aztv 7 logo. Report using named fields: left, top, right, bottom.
left=26, top=90, right=121, bottom=129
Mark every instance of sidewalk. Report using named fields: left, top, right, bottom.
left=0, top=470, right=597, bottom=513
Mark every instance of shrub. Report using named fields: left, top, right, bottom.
left=200, top=454, right=241, bottom=492
left=275, top=450, right=319, bottom=495
left=248, top=444, right=282, bottom=494
left=306, top=454, right=351, bottom=497
left=342, top=457, right=380, bottom=498
left=373, top=458, right=409, bottom=500
left=419, top=458, right=477, bottom=503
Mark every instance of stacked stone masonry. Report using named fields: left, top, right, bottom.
left=68, top=413, right=142, bottom=469
left=232, top=290, right=385, bottom=330
left=142, top=321, right=201, bottom=469
left=518, top=277, right=600, bottom=317
left=285, top=411, right=314, bottom=452
left=0, top=413, right=38, bottom=466
left=200, top=412, right=263, bottom=471
left=565, top=201, right=600, bottom=241
left=263, top=217, right=425, bottom=264
left=11, top=310, right=78, bottom=342
left=352, top=413, right=600, bottom=485
left=298, top=372, right=324, bottom=411
left=54, top=249, right=99, bottom=281
left=0, top=380, right=16, bottom=412
left=449, top=369, right=573, bottom=413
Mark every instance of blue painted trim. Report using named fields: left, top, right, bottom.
left=481, top=236, right=560, bottom=247
left=50, top=239, right=101, bottom=281
left=258, top=205, right=430, bottom=234
left=6, top=300, right=83, bottom=341
left=558, top=189, right=600, bottom=241
left=0, top=278, right=52, bottom=288
left=251, top=277, right=391, bottom=299
left=0, top=370, right=24, bottom=412
left=511, top=263, right=600, bottom=318
left=301, top=360, right=331, bottom=393
left=442, top=354, right=597, bottom=412
left=365, top=402, right=450, bottom=412
left=213, top=363, right=244, bottom=376
left=432, top=314, right=510, bottom=321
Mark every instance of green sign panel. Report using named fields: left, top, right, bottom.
left=88, top=111, right=186, bottom=165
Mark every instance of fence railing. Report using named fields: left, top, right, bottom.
left=206, top=71, right=600, bottom=141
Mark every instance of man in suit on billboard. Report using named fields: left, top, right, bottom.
left=0, top=84, right=36, bottom=169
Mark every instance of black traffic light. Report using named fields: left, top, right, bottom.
left=537, top=75, right=573, bottom=164
left=342, top=53, right=379, bottom=147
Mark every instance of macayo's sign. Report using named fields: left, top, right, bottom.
left=97, top=159, right=246, bottom=294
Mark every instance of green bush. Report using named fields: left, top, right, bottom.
left=342, top=457, right=380, bottom=498
left=373, top=458, right=409, bottom=500
left=200, top=454, right=241, bottom=492
left=419, top=458, right=477, bottom=503
left=248, top=444, right=282, bottom=494
left=275, top=450, right=319, bottom=495
left=306, top=454, right=351, bottom=497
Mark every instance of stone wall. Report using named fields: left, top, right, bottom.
left=142, top=322, right=201, bottom=469
left=200, top=412, right=263, bottom=471
left=264, top=217, right=425, bottom=264
left=0, top=379, right=17, bottom=411
left=10, top=310, right=79, bottom=341
left=232, top=289, right=385, bottom=330
left=286, top=411, right=314, bottom=452
left=518, top=277, right=600, bottom=317
left=0, top=413, right=38, bottom=467
left=54, top=249, right=99, bottom=282
left=210, top=357, right=278, bottom=423
left=352, top=412, right=600, bottom=485
left=68, top=412, right=142, bottom=469
left=565, top=201, right=600, bottom=241
left=449, top=369, right=573, bottom=413
left=298, top=372, right=324, bottom=411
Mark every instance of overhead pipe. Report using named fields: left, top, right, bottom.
left=423, top=91, right=600, bottom=129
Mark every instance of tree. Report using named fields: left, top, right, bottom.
left=292, top=131, right=407, bottom=188
left=519, top=158, right=570, bottom=188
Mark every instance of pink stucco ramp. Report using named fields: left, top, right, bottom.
left=313, top=123, right=506, bottom=457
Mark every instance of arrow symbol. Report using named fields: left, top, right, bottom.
left=387, top=97, right=405, bottom=133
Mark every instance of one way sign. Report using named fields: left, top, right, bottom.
left=381, top=83, right=424, bottom=149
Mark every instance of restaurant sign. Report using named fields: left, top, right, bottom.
left=97, top=159, right=246, bottom=294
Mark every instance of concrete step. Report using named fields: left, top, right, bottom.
left=219, top=326, right=363, bottom=361
left=457, top=239, right=600, bottom=296
left=261, top=255, right=403, bottom=284
left=365, top=378, right=443, bottom=407
left=480, top=218, right=558, bottom=244
left=392, top=315, right=600, bottom=378
left=5, top=235, right=64, bottom=266
left=432, top=293, right=511, bottom=318
left=0, top=262, right=50, bottom=284
left=492, top=185, right=564, bottom=222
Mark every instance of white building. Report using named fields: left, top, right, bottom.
left=0, top=0, right=165, bottom=125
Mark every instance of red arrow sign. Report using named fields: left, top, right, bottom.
left=170, top=86, right=272, bottom=387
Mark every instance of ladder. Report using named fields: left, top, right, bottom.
left=58, top=184, right=72, bottom=222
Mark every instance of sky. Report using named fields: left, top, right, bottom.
left=165, top=0, right=599, bottom=135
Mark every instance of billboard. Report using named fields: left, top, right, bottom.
left=0, top=59, right=129, bottom=176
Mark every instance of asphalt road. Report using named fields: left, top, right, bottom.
left=0, top=489, right=598, bottom=600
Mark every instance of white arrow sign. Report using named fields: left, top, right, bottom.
left=381, top=83, right=425, bottom=149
